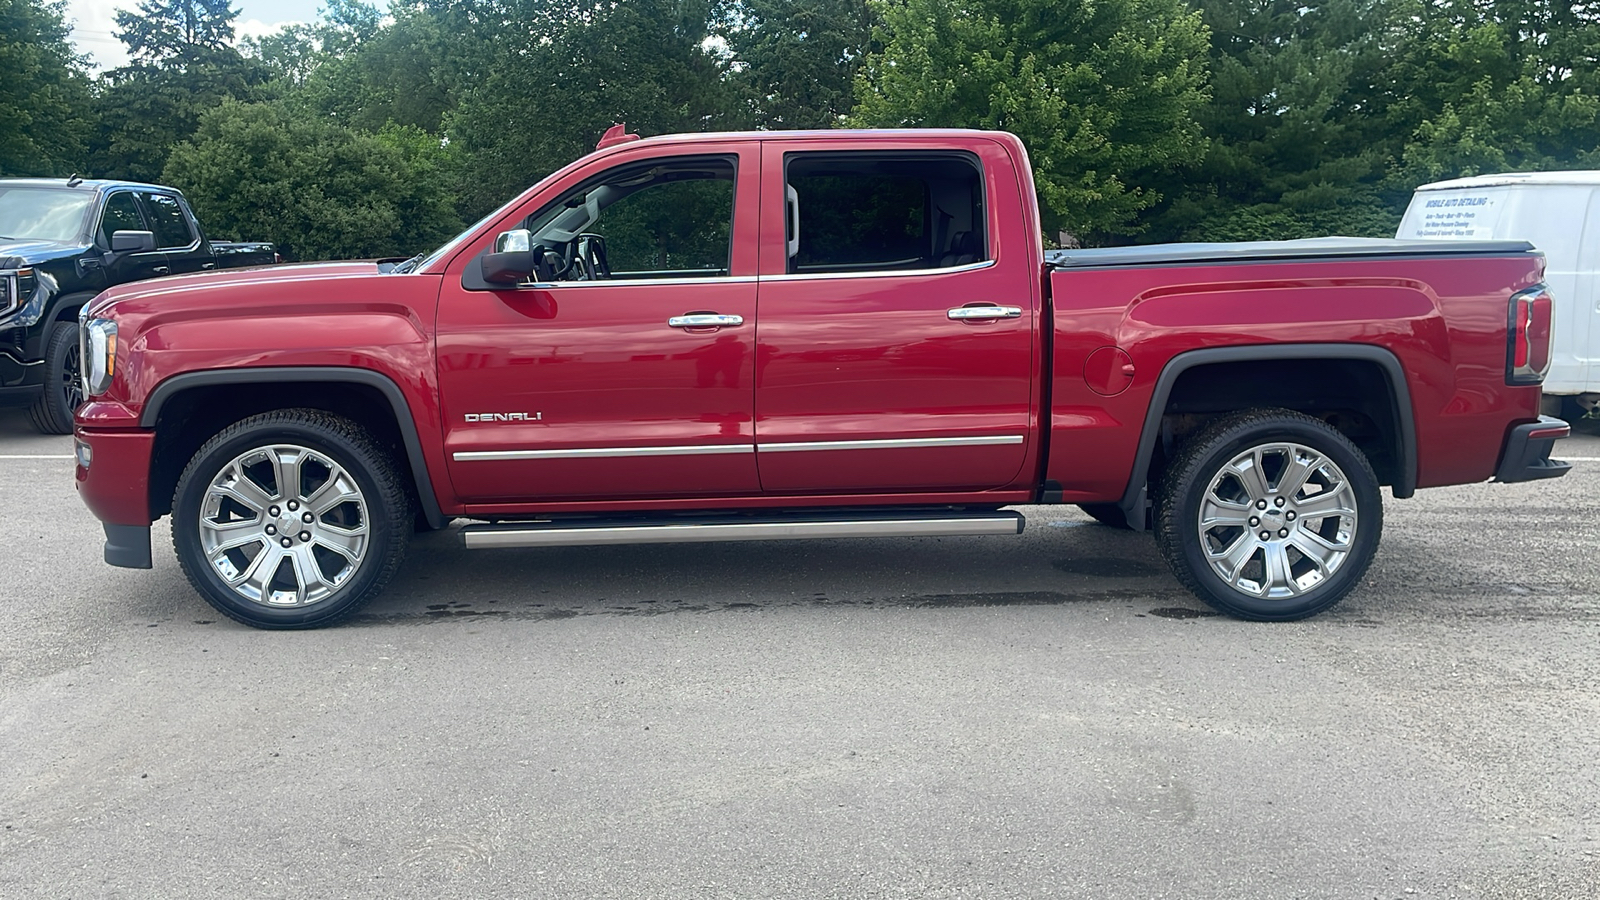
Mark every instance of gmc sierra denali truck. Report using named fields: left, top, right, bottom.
left=0, top=177, right=275, bottom=433
left=71, top=128, right=1571, bottom=628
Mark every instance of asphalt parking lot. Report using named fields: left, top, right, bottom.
left=2, top=405, right=1597, bottom=899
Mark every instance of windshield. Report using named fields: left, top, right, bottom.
left=0, top=187, right=94, bottom=243
left=401, top=199, right=524, bottom=274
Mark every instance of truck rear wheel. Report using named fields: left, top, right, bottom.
left=171, top=409, right=412, bottom=629
left=28, top=322, right=82, bottom=434
left=1154, top=408, right=1382, bottom=621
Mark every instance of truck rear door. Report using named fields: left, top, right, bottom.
left=751, top=139, right=1037, bottom=494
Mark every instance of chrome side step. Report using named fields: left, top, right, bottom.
left=460, top=510, right=1025, bottom=549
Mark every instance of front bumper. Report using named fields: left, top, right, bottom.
left=1494, top=415, right=1572, bottom=483
left=75, top=420, right=156, bottom=568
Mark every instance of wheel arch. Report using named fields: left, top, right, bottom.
left=1118, top=344, right=1417, bottom=529
left=141, top=367, right=446, bottom=529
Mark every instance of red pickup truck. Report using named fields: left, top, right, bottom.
left=73, top=128, right=1571, bottom=628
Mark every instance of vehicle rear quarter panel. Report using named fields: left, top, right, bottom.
left=1045, top=255, right=1546, bottom=500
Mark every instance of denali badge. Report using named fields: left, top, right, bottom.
left=465, top=412, right=543, bottom=422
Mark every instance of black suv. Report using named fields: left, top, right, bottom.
left=0, top=178, right=275, bottom=433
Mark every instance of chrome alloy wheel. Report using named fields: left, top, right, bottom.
left=1197, top=442, right=1358, bottom=599
left=198, top=443, right=371, bottom=607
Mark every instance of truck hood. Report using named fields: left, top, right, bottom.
left=0, top=238, right=83, bottom=268
left=86, top=260, right=385, bottom=317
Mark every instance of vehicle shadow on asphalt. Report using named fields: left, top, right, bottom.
left=347, top=514, right=1205, bottom=627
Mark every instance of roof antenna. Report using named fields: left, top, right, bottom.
left=66, top=173, right=84, bottom=187
left=596, top=124, right=640, bottom=150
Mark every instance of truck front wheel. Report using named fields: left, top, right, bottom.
left=1154, top=408, right=1382, bottom=621
left=171, top=409, right=413, bottom=629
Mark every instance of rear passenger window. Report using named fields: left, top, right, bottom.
left=784, top=153, right=986, bottom=275
left=140, top=192, right=196, bottom=249
left=99, top=192, right=144, bottom=245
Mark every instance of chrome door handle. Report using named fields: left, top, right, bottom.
left=948, top=306, right=1021, bottom=320
left=201, top=262, right=216, bottom=269
left=669, top=314, right=744, bottom=328
left=153, top=266, right=170, bottom=275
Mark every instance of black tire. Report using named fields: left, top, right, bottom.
left=172, top=409, right=413, bottom=629
left=1154, top=408, right=1383, bottom=621
left=1076, top=502, right=1132, bottom=529
left=28, top=322, right=83, bottom=434
left=1557, top=396, right=1591, bottom=424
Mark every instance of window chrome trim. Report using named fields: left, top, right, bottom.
left=757, top=435, right=1024, bottom=453
left=454, top=443, right=756, bottom=462
left=762, top=259, right=996, bottom=283
left=533, top=275, right=758, bottom=289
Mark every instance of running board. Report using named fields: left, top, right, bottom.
left=460, top=510, right=1025, bottom=549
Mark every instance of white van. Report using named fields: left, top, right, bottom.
left=1397, top=171, right=1600, bottom=417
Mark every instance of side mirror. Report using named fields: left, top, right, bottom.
left=481, top=229, right=537, bottom=285
left=110, top=230, right=156, bottom=253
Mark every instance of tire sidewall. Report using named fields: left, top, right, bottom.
left=1167, top=416, right=1383, bottom=621
left=31, top=322, right=81, bottom=434
left=173, top=417, right=402, bottom=628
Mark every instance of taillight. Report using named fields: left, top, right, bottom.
left=1507, top=285, right=1553, bottom=385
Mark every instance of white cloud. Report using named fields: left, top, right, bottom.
left=65, top=0, right=131, bottom=70
left=236, top=17, right=304, bottom=44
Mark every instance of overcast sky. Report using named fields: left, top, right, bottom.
left=65, top=0, right=336, bottom=70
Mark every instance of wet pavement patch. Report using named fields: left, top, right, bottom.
left=1147, top=607, right=1219, bottom=619
left=1052, top=558, right=1161, bottom=578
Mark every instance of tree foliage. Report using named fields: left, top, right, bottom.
left=9, top=0, right=1600, bottom=252
left=162, top=100, right=462, bottom=261
left=849, top=0, right=1212, bottom=239
left=0, top=0, right=93, bottom=176
left=726, top=0, right=879, bottom=129
left=447, top=0, right=743, bottom=219
left=92, top=0, right=264, bottom=182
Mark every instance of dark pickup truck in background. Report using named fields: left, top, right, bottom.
left=0, top=178, right=275, bottom=433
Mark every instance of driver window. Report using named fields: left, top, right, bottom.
left=527, top=156, right=736, bottom=280
left=99, top=192, right=144, bottom=245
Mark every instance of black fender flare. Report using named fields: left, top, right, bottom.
left=47, top=290, right=100, bottom=323
left=1117, top=344, right=1417, bottom=530
left=141, top=366, right=447, bottom=529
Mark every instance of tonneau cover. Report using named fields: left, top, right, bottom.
left=1046, top=236, right=1536, bottom=269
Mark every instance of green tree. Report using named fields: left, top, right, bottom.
left=0, top=0, right=94, bottom=176
left=114, top=0, right=238, bottom=62
left=447, top=0, right=743, bottom=219
left=91, top=0, right=264, bottom=182
left=849, top=0, right=1211, bottom=241
left=1384, top=0, right=1600, bottom=184
left=725, top=0, right=878, bottom=129
left=277, top=0, right=481, bottom=134
left=162, top=100, right=463, bottom=261
left=1142, top=0, right=1401, bottom=242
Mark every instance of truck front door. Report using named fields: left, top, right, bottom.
left=752, top=141, right=1038, bottom=494
left=437, top=144, right=761, bottom=503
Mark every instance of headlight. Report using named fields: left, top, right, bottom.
left=83, top=318, right=118, bottom=396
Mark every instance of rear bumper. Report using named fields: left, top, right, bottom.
left=1494, top=415, right=1572, bottom=483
